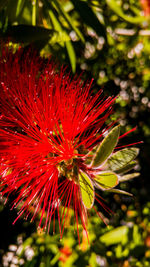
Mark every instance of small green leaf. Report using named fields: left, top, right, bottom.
left=78, top=171, right=94, bottom=209
left=107, top=188, right=133, bottom=196
left=49, top=9, right=62, bottom=32
left=92, top=125, right=120, bottom=167
left=100, top=226, right=128, bottom=245
left=119, top=172, right=140, bottom=182
left=108, top=147, right=139, bottom=172
left=94, top=171, right=118, bottom=190
left=116, top=161, right=137, bottom=174
left=32, top=0, right=37, bottom=26
left=16, top=0, right=26, bottom=17
left=65, top=40, right=76, bottom=73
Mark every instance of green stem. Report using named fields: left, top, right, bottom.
left=32, top=0, right=37, bottom=26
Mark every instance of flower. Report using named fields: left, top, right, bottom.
left=59, top=245, right=72, bottom=263
left=140, top=0, right=150, bottom=16
left=0, top=47, right=139, bottom=240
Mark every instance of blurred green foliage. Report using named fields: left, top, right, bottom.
left=1, top=201, right=150, bottom=267
left=0, top=0, right=150, bottom=266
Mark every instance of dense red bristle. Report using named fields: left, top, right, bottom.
left=0, top=47, right=119, bottom=238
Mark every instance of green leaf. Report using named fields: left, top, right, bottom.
left=119, top=172, right=140, bottom=182
left=106, top=0, right=145, bottom=24
left=49, top=9, right=62, bottom=32
left=108, top=147, right=139, bottom=172
left=100, top=226, right=128, bottom=245
left=107, top=188, right=133, bottom=196
left=116, top=161, right=137, bottom=174
left=94, top=171, right=118, bottom=190
left=49, top=8, right=76, bottom=72
left=71, top=0, right=106, bottom=39
left=32, top=0, right=37, bottom=26
left=16, top=0, right=26, bottom=17
left=51, top=0, right=85, bottom=42
left=85, top=146, right=97, bottom=165
left=78, top=171, right=94, bottom=209
left=49, top=9, right=71, bottom=46
left=4, top=25, right=56, bottom=43
left=65, top=41, right=76, bottom=73
left=92, top=125, right=120, bottom=167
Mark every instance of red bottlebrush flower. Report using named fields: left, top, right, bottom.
left=140, top=0, right=150, bottom=16
left=0, top=47, right=139, bottom=240
left=59, top=245, right=72, bottom=263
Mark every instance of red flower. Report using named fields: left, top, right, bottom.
left=59, top=245, right=72, bottom=263
left=0, top=47, right=138, bottom=240
left=140, top=0, right=150, bottom=16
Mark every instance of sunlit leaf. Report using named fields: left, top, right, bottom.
left=94, top=171, right=118, bottom=190
left=116, top=161, right=137, bottom=174
left=49, top=9, right=62, bottom=32
left=107, top=188, right=133, bottom=196
left=106, top=0, right=145, bottom=24
left=108, top=147, right=139, bottom=172
left=65, top=40, right=76, bottom=73
left=92, top=125, right=120, bottom=167
left=100, top=226, right=128, bottom=245
left=51, top=0, right=85, bottom=42
left=49, top=9, right=70, bottom=45
left=16, top=0, right=26, bottom=17
left=119, top=172, right=140, bottom=182
left=32, top=0, right=37, bottom=26
left=49, top=9, right=76, bottom=72
left=78, top=171, right=94, bottom=209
